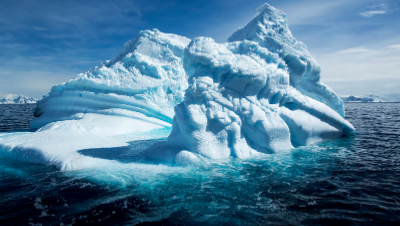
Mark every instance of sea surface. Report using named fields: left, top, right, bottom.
left=0, top=103, right=399, bottom=225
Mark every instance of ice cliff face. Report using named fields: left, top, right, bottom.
left=32, top=29, right=190, bottom=129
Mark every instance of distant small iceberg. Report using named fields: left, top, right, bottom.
left=340, top=93, right=400, bottom=103
left=0, top=94, right=37, bottom=104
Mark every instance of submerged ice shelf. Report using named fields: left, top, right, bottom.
left=0, top=3, right=354, bottom=170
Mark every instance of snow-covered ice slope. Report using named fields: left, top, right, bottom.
left=163, top=4, right=354, bottom=165
left=32, top=29, right=190, bottom=129
left=228, top=4, right=345, bottom=117
left=0, top=117, right=171, bottom=171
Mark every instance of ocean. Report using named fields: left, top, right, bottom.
left=0, top=103, right=399, bottom=225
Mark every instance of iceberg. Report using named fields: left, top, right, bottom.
left=340, top=93, right=400, bottom=103
left=0, top=3, right=354, bottom=170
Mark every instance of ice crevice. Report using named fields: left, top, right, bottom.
left=0, top=4, right=354, bottom=170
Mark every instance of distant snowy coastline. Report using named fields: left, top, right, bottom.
left=0, top=94, right=37, bottom=104
left=340, top=94, right=400, bottom=103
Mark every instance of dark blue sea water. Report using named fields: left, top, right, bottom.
left=0, top=103, right=399, bottom=225
left=0, top=104, right=36, bottom=132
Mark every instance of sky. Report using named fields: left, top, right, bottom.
left=0, top=0, right=399, bottom=98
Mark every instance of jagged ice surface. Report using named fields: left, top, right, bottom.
left=164, top=36, right=353, bottom=165
left=0, top=4, right=354, bottom=169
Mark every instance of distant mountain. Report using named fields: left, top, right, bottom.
left=340, top=93, right=400, bottom=103
left=0, top=94, right=37, bottom=104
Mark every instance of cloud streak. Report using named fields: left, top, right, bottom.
left=359, top=10, right=388, bottom=17
left=315, top=43, right=400, bottom=95
left=359, top=3, right=397, bottom=17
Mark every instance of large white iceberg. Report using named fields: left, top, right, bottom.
left=0, top=4, right=354, bottom=170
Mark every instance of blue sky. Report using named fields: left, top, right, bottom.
left=0, top=0, right=399, bottom=98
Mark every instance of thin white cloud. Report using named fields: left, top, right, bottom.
left=359, top=10, right=388, bottom=17
left=276, top=0, right=362, bottom=25
left=335, top=47, right=370, bottom=54
left=388, top=44, right=400, bottom=49
left=359, top=3, right=396, bottom=17
left=315, top=43, right=400, bottom=95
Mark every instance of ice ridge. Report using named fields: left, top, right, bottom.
left=32, top=29, right=190, bottom=129
left=228, top=3, right=345, bottom=117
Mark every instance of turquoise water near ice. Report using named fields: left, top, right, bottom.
left=0, top=103, right=399, bottom=225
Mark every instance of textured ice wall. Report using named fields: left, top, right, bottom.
left=228, top=4, right=345, bottom=117
left=165, top=5, right=354, bottom=165
left=32, top=29, right=190, bottom=129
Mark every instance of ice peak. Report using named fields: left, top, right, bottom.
left=229, top=3, right=293, bottom=50
left=256, top=3, right=284, bottom=18
left=228, top=3, right=344, bottom=117
left=106, top=29, right=190, bottom=68
left=256, top=3, right=288, bottom=34
left=256, top=3, right=271, bottom=14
